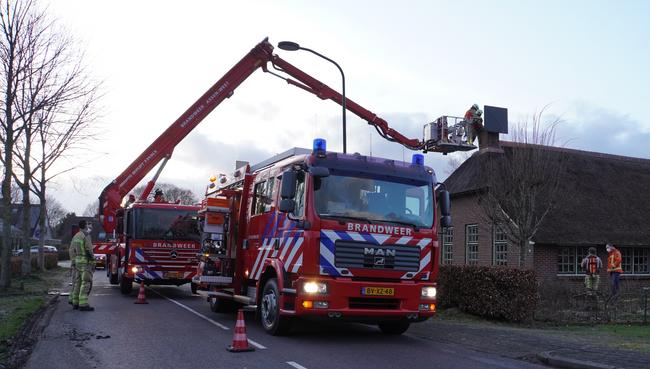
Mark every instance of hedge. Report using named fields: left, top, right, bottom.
left=437, top=265, right=537, bottom=322
left=0, top=254, right=58, bottom=276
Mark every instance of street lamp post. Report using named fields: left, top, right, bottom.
left=278, top=41, right=347, bottom=154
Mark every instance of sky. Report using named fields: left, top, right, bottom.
left=41, top=0, right=650, bottom=214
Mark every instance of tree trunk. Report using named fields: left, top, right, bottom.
left=519, top=238, right=527, bottom=268
left=21, top=185, right=32, bottom=276
left=38, top=196, right=47, bottom=270
left=1, top=62, right=16, bottom=290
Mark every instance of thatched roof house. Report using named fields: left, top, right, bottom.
left=442, top=131, right=650, bottom=287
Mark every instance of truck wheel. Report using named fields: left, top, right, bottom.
left=120, top=275, right=133, bottom=295
left=191, top=282, right=198, bottom=294
left=378, top=321, right=410, bottom=335
left=109, top=271, right=119, bottom=285
left=260, top=278, right=291, bottom=336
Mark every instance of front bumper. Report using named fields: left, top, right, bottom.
left=290, top=277, right=436, bottom=322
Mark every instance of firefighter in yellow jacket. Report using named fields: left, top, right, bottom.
left=71, top=220, right=95, bottom=311
left=67, top=225, right=79, bottom=306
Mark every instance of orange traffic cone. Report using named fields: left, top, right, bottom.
left=134, top=281, right=148, bottom=304
left=226, top=309, right=254, bottom=352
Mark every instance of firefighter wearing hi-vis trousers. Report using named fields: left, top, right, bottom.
left=70, top=220, right=95, bottom=311
left=67, top=225, right=79, bottom=306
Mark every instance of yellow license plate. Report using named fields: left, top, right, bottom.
left=165, top=272, right=180, bottom=279
left=361, top=287, right=394, bottom=296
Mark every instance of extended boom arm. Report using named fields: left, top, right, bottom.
left=100, top=37, right=463, bottom=234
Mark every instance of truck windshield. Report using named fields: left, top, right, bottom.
left=133, top=208, right=200, bottom=241
left=314, top=174, right=434, bottom=228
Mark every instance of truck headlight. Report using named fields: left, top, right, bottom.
left=421, top=286, right=437, bottom=299
left=131, top=266, right=143, bottom=274
left=303, top=281, right=328, bottom=294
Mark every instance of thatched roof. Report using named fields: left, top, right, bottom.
left=444, top=142, right=650, bottom=246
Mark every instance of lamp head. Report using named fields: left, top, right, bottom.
left=278, top=41, right=301, bottom=51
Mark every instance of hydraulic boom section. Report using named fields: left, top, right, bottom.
left=99, top=37, right=472, bottom=234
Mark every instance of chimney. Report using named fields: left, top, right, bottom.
left=478, top=130, right=503, bottom=153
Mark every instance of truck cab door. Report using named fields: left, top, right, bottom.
left=246, top=174, right=278, bottom=281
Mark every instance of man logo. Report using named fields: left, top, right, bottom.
left=364, top=247, right=396, bottom=257
left=374, top=257, right=385, bottom=266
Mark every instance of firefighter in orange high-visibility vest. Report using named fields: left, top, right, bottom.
left=580, top=247, right=602, bottom=295
left=606, top=243, right=623, bottom=298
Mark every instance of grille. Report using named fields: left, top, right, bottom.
left=334, top=241, right=420, bottom=271
left=349, top=297, right=400, bottom=310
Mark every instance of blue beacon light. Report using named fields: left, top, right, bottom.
left=412, top=153, right=424, bottom=165
left=313, top=138, right=327, bottom=153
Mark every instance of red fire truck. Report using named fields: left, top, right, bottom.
left=197, top=141, right=451, bottom=335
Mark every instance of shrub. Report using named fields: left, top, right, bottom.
left=437, top=265, right=537, bottom=322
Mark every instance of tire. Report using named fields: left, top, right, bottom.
left=378, top=321, right=410, bottom=335
left=106, top=262, right=120, bottom=285
left=191, top=282, right=198, bottom=294
left=109, top=271, right=119, bottom=285
left=120, top=275, right=133, bottom=295
left=260, top=278, right=291, bottom=336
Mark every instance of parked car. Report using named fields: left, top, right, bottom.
left=14, top=245, right=58, bottom=256
left=94, top=254, right=106, bottom=269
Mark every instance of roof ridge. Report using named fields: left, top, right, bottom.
left=499, top=141, right=650, bottom=164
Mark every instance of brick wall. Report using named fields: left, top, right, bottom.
left=444, top=194, right=650, bottom=293
left=444, top=195, right=531, bottom=268
left=536, top=244, right=650, bottom=293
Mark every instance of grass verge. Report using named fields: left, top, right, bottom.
left=0, top=267, right=69, bottom=364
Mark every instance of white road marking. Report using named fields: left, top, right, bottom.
left=246, top=338, right=267, bottom=350
left=286, top=361, right=308, bottom=369
left=147, top=288, right=229, bottom=330
left=147, top=288, right=267, bottom=350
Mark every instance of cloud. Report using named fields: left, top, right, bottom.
left=554, top=103, right=650, bottom=160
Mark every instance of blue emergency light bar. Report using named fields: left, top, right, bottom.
left=412, top=153, right=424, bottom=165
left=313, top=138, right=327, bottom=153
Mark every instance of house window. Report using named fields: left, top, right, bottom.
left=621, top=247, right=649, bottom=275
left=441, top=227, right=453, bottom=265
left=465, top=224, right=478, bottom=265
left=557, top=246, right=590, bottom=274
left=493, top=226, right=508, bottom=266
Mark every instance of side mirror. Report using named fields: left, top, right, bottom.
left=438, top=190, right=451, bottom=226
left=309, top=166, right=330, bottom=178
left=279, top=199, right=296, bottom=213
left=280, top=170, right=297, bottom=199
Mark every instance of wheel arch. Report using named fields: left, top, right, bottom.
left=256, top=259, right=287, bottom=305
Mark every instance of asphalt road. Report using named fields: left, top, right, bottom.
left=26, top=270, right=551, bottom=369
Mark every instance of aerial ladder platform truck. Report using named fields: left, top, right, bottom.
left=176, top=38, right=481, bottom=335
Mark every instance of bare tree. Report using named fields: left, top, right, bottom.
left=445, top=151, right=472, bottom=176
left=0, top=0, right=35, bottom=289
left=2, top=0, right=99, bottom=274
left=479, top=111, right=566, bottom=267
left=134, top=182, right=198, bottom=205
left=45, top=194, right=65, bottom=230
left=82, top=200, right=97, bottom=217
